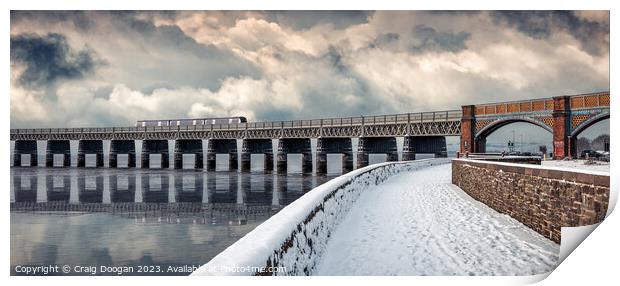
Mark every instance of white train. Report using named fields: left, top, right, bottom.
left=136, top=116, right=247, bottom=127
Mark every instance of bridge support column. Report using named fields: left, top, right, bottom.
left=206, top=139, right=238, bottom=171
left=109, top=140, right=136, bottom=168
left=173, top=139, right=203, bottom=169
left=161, top=152, right=169, bottom=168
left=553, top=96, right=572, bottom=159
left=357, top=137, right=398, bottom=167
left=356, top=138, right=369, bottom=169
left=45, top=140, right=71, bottom=167
left=302, top=152, right=313, bottom=174
left=13, top=140, right=38, bottom=167
left=109, top=153, right=117, bottom=168
left=387, top=152, right=399, bottom=162
left=265, top=152, right=274, bottom=172
left=240, top=139, right=273, bottom=172
left=316, top=137, right=354, bottom=174
left=141, top=140, right=169, bottom=169
left=402, top=136, right=416, bottom=161
left=276, top=150, right=287, bottom=174
left=195, top=152, right=204, bottom=169
left=229, top=152, right=238, bottom=170
left=460, top=105, right=476, bottom=155
left=342, top=152, right=354, bottom=173
left=316, top=151, right=327, bottom=174
left=277, top=138, right=312, bottom=174
left=206, top=152, right=216, bottom=171
left=77, top=140, right=104, bottom=168
left=240, top=151, right=251, bottom=172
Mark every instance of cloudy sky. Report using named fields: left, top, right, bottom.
left=10, top=11, right=609, bottom=128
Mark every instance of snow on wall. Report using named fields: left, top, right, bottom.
left=192, top=158, right=450, bottom=276
left=452, top=158, right=610, bottom=243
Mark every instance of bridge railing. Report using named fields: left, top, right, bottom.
left=10, top=110, right=462, bottom=135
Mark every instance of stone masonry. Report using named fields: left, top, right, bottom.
left=452, top=159, right=609, bottom=243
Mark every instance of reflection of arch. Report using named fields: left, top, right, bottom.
left=475, top=118, right=552, bottom=153
left=571, top=113, right=610, bottom=138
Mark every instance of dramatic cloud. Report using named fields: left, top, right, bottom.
left=490, top=11, right=609, bottom=55
left=10, top=33, right=103, bottom=88
left=410, top=25, right=471, bottom=53
left=9, top=11, right=609, bottom=129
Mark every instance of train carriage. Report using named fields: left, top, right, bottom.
left=136, top=116, right=247, bottom=127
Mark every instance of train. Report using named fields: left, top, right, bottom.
left=135, top=116, right=247, bottom=127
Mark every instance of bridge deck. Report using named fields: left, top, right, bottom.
left=315, top=163, right=559, bottom=275
left=10, top=110, right=463, bottom=140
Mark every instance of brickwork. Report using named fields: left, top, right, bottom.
left=460, top=105, right=475, bottom=154
left=552, top=96, right=571, bottom=159
left=452, top=159, right=609, bottom=243
left=460, top=91, right=609, bottom=158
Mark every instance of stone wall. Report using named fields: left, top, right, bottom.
left=452, top=159, right=609, bottom=243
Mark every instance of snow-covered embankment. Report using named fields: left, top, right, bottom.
left=192, top=159, right=450, bottom=276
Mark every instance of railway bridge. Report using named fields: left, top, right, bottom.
left=10, top=91, right=609, bottom=173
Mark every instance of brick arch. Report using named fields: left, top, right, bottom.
left=570, top=113, right=610, bottom=138
left=474, top=118, right=553, bottom=153
left=475, top=117, right=553, bottom=139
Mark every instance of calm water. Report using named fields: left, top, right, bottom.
left=10, top=155, right=344, bottom=276
left=10, top=151, right=445, bottom=276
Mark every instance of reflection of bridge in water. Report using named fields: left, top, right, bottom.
left=11, top=170, right=328, bottom=224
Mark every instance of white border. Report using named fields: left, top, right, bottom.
left=3, top=1, right=616, bottom=286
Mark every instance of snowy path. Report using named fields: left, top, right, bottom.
left=315, top=163, right=559, bottom=276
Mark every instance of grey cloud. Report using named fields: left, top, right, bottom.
left=114, top=13, right=261, bottom=91
left=368, top=33, right=400, bottom=49
left=491, top=11, right=609, bottom=55
left=11, top=11, right=96, bottom=31
left=10, top=33, right=104, bottom=88
left=266, top=11, right=371, bottom=30
left=411, top=25, right=470, bottom=53
left=11, top=11, right=260, bottom=92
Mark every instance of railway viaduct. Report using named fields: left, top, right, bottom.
left=10, top=91, right=609, bottom=173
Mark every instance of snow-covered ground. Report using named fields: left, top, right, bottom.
left=541, top=159, right=610, bottom=173
left=315, top=163, right=559, bottom=276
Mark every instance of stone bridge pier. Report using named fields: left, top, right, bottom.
left=241, top=139, right=274, bottom=172
left=77, top=140, right=104, bottom=167
left=356, top=137, right=398, bottom=169
left=402, top=136, right=416, bottom=161
left=109, top=140, right=136, bottom=168
left=207, top=139, right=238, bottom=171
left=277, top=138, right=312, bottom=174
left=316, top=138, right=353, bottom=174
left=408, top=136, right=447, bottom=158
left=174, top=139, right=204, bottom=169
left=46, top=140, right=71, bottom=167
left=13, top=140, right=38, bottom=167
left=141, top=140, right=170, bottom=169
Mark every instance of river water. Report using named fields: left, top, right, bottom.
left=10, top=153, right=380, bottom=276
left=10, top=149, right=447, bottom=276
